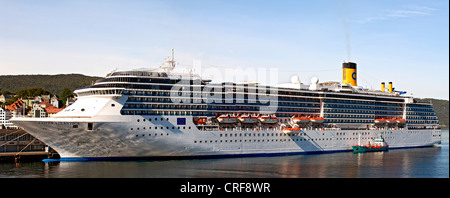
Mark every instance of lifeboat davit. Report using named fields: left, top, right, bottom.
left=259, top=114, right=278, bottom=124
left=217, top=114, right=237, bottom=124
left=238, top=114, right=258, bottom=124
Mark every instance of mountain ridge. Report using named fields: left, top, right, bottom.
left=0, top=74, right=102, bottom=96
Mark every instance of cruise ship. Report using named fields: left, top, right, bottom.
left=11, top=50, right=442, bottom=161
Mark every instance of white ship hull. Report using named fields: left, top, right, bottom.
left=11, top=115, right=441, bottom=160
left=9, top=59, right=442, bottom=161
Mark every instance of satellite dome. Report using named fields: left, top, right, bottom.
left=291, top=75, right=300, bottom=84
left=311, top=77, right=319, bottom=84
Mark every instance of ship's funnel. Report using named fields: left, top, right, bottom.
left=342, top=62, right=357, bottom=86
left=389, top=82, right=393, bottom=93
left=381, top=82, right=385, bottom=92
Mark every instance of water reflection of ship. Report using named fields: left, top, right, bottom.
left=42, top=144, right=443, bottom=177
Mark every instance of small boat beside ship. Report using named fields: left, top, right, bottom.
left=353, top=135, right=389, bottom=153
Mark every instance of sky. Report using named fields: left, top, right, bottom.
left=0, top=0, right=448, bottom=100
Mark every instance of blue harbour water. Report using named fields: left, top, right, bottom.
left=0, top=130, right=448, bottom=178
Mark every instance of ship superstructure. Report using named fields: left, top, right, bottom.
left=11, top=50, right=441, bottom=160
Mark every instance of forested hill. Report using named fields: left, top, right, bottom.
left=418, top=98, right=449, bottom=128
left=0, top=74, right=101, bottom=95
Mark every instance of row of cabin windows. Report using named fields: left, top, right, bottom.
left=214, top=131, right=374, bottom=138
left=131, top=126, right=192, bottom=131
left=121, top=110, right=213, bottom=116
left=324, top=99, right=374, bottom=104
left=324, top=109, right=376, bottom=114
left=325, top=119, right=373, bottom=123
left=325, top=114, right=374, bottom=119
left=406, top=111, right=436, bottom=116
left=192, top=136, right=393, bottom=144
left=407, top=120, right=438, bottom=124
left=127, top=97, right=320, bottom=107
left=406, top=116, right=438, bottom=120
left=137, top=118, right=169, bottom=122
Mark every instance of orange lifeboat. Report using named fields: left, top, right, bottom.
left=386, top=118, right=397, bottom=124
left=310, top=117, right=324, bottom=124
left=283, top=126, right=301, bottom=135
left=238, top=114, right=258, bottom=124
left=375, top=118, right=387, bottom=124
left=217, top=114, right=237, bottom=124
left=259, top=114, right=277, bottom=124
left=396, top=119, right=406, bottom=124
left=292, top=116, right=310, bottom=124
left=193, top=117, right=206, bottom=125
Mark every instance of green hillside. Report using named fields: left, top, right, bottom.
left=418, top=98, right=449, bottom=128
left=0, top=74, right=101, bottom=95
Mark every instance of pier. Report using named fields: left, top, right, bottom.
left=0, top=151, right=59, bottom=163
left=1, top=129, right=60, bottom=162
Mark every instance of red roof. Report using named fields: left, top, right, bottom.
left=6, top=99, right=24, bottom=110
left=39, top=101, right=52, bottom=108
left=45, top=106, right=63, bottom=114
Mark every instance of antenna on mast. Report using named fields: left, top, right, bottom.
left=160, top=48, right=176, bottom=73
left=171, top=48, right=175, bottom=68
